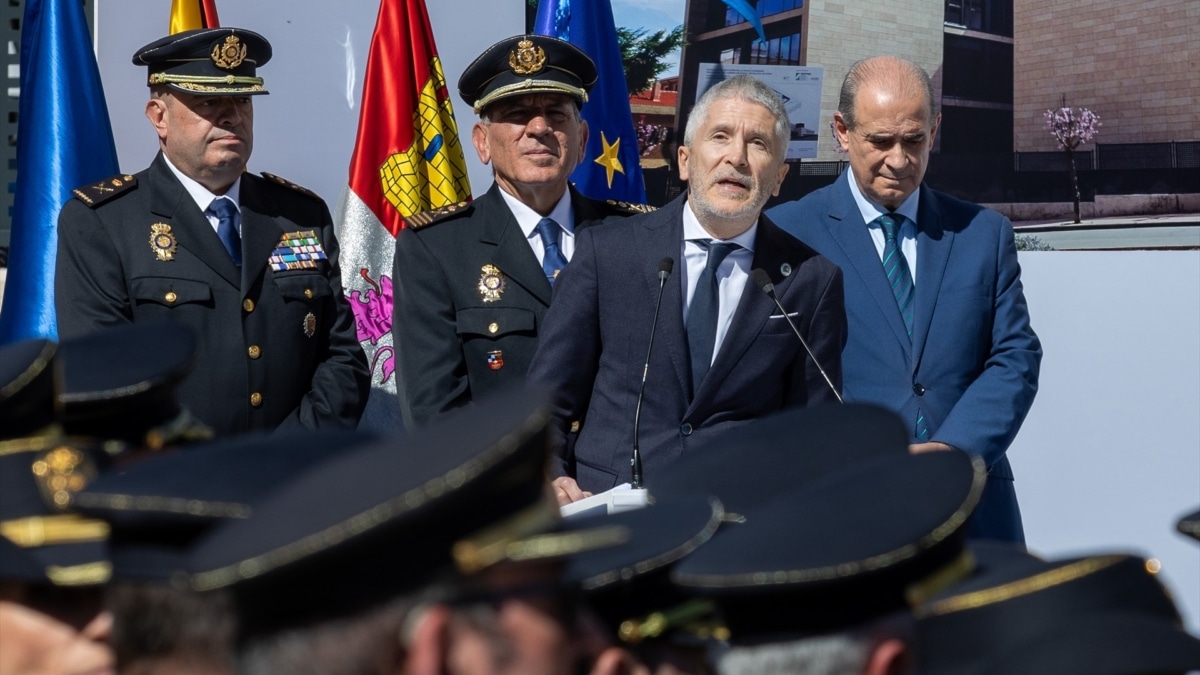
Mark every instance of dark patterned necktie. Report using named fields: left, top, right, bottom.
left=207, top=198, right=242, bottom=266
left=686, top=242, right=738, bottom=395
left=878, top=214, right=914, bottom=339
left=535, top=217, right=568, bottom=285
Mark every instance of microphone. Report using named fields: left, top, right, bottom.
left=750, top=268, right=843, bottom=404
left=632, top=257, right=674, bottom=488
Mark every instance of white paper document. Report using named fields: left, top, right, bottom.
left=560, top=483, right=650, bottom=519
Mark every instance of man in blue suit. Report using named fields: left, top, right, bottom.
left=529, top=75, right=847, bottom=505
left=768, top=56, right=1041, bottom=542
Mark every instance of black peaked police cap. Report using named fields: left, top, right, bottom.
left=133, top=27, right=271, bottom=96
left=915, top=551, right=1200, bottom=675
left=185, top=389, right=625, bottom=634
left=459, top=34, right=597, bottom=114
left=72, top=429, right=375, bottom=582
left=648, top=403, right=910, bottom=516
left=0, top=338, right=58, bottom=440
left=672, top=451, right=987, bottom=642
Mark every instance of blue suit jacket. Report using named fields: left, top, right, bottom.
left=528, top=194, right=846, bottom=493
left=767, top=173, right=1041, bottom=542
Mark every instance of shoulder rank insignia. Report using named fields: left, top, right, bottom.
left=605, top=199, right=657, bottom=215
left=405, top=200, right=473, bottom=230
left=72, top=174, right=137, bottom=208
left=260, top=172, right=321, bottom=200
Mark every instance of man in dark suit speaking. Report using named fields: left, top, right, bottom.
left=767, top=56, right=1041, bottom=542
left=529, top=75, right=847, bottom=505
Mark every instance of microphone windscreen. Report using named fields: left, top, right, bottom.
left=658, top=257, right=674, bottom=276
left=750, top=268, right=774, bottom=294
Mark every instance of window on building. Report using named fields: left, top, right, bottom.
left=725, top=0, right=803, bottom=27
left=943, top=34, right=1012, bottom=104
left=944, top=0, right=1012, bottom=37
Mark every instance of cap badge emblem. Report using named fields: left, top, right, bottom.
left=478, top=264, right=506, bottom=303
left=508, top=39, right=546, bottom=75
left=149, top=223, right=178, bottom=261
left=212, top=35, right=248, bottom=70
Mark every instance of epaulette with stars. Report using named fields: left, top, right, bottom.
left=72, top=174, right=138, bottom=208
left=260, top=172, right=321, bottom=200
left=605, top=199, right=657, bottom=215
left=404, top=200, right=473, bottom=230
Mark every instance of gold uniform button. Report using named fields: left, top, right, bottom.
left=243, top=298, right=255, bottom=312
left=250, top=392, right=263, bottom=407
left=164, top=291, right=177, bottom=304
left=304, top=288, right=314, bottom=299
left=247, top=345, right=261, bottom=359
left=488, top=322, right=499, bottom=334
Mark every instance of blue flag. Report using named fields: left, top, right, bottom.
left=534, top=0, right=647, bottom=203
left=0, top=0, right=119, bottom=343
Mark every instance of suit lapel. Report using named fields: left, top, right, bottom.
left=148, top=155, right=240, bottom=289
left=825, top=175, right=912, bottom=350
left=633, top=195, right=691, bottom=399
left=238, top=175, right=286, bottom=292
left=911, top=188, right=954, bottom=368
left=477, top=185, right=552, bottom=306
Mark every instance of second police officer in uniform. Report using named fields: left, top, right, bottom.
left=392, top=35, right=651, bottom=429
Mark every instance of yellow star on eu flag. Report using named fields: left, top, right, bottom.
left=593, top=131, right=625, bottom=188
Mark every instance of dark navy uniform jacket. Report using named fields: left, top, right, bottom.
left=56, top=153, right=369, bottom=435
left=392, top=182, right=646, bottom=429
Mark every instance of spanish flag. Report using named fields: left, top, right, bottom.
left=168, top=0, right=220, bottom=33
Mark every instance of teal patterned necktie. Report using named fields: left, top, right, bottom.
left=878, top=214, right=914, bottom=339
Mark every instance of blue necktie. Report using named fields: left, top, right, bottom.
left=208, top=198, right=242, bottom=266
left=535, top=217, right=568, bottom=285
left=878, top=215, right=929, bottom=440
left=878, top=214, right=914, bottom=339
left=686, top=242, right=737, bottom=395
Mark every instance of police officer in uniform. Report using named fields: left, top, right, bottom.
left=392, top=35, right=650, bottom=429
left=56, top=27, right=369, bottom=436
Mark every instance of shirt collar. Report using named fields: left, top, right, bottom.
left=498, top=186, right=574, bottom=239
left=846, top=173, right=920, bottom=227
left=682, top=199, right=758, bottom=253
left=162, top=152, right=242, bottom=213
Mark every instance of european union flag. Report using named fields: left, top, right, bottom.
left=534, top=0, right=647, bottom=203
left=0, top=0, right=119, bottom=343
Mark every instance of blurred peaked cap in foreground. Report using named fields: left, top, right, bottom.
left=672, top=450, right=987, bottom=642
left=185, top=386, right=625, bottom=635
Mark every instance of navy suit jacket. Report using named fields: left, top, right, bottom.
left=767, top=172, right=1041, bottom=542
left=528, top=194, right=846, bottom=493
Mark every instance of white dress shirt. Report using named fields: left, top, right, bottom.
left=499, top=188, right=576, bottom=265
left=681, top=200, right=758, bottom=365
left=162, top=153, right=242, bottom=236
left=847, top=176, right=920, bottom=275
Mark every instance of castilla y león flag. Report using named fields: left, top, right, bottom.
left=335, top=0, right=471, bottom=430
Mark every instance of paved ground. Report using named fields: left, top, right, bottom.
left=1013, top=213, right=1200, bottom=250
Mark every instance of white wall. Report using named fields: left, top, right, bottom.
left=93, top=0, right=520, bottom=205
left=1012, top=251, right=1200, bottom=628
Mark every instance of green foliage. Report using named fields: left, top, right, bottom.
left=616, top=26, right=686, bottom=96
left=1015, top=234, right=1055, bottom=251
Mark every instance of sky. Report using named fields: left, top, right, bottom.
left=612, top=0, right=686, bottom=77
